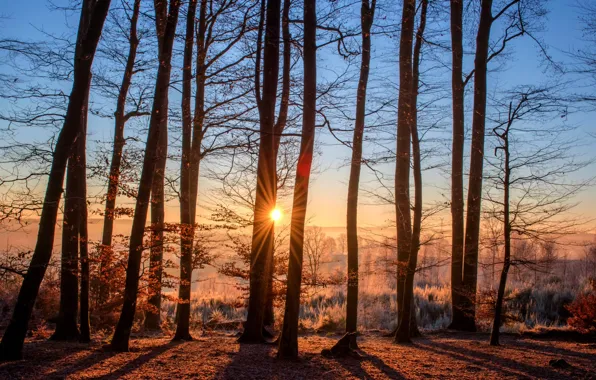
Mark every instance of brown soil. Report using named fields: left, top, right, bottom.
left=1, top=331, right=594, bottom=379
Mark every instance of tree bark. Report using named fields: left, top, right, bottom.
left=449, top=0, right=467, bottom=331
left=99, top=0, right=141, bottom=306
left=51, top=135, right=83, bottom=342
left=239, top=0, right=280, bottom=344
left=79, top=84, right=91, bottom=343
left=0, top=0, right=111, bottom=361
left=110, top=0, right=180, bottom=352
left=461, top=0, right=493, bottom=332
left=394, top=0, right=415, bottom=344
left=406, top=0, right=428, bottom=340
left=344, top=0, right=375, bottom=347
left=277, top=0, right=316, bottom=359
left=145, top=0, right=170, bottom=333
left=263, top=0, right=292, bottom=329
left=173, top=0, right=198, bottom=341
left=490, top=104, right=512, bottom=346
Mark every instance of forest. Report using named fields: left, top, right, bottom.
left=0, top=0, right=595, bottom=378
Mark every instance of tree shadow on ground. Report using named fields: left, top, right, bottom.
left=416, top=338, right=588, bottom=379
left=0, top=338, right=183, bottom=379
left=219, top=342, right=278, bottom=379
left=93, top=340, right=183, bottom=379
left=333, top=350, right=406, bottom=379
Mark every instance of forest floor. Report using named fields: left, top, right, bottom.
left=0, top=330, right=595, bottom=379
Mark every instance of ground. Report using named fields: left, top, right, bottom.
left=1, top=331, right=595, bottom=379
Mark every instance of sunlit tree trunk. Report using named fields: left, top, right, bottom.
left=0, top=0, right=111, bottom=361
left=264, top=0, right=291, bottom=329
left=277, top=0, right=316, bottom=359
left=462, top=0, right=493, bottom=332
left=239, top=0, right=281, bottom=344
left=110, top=0, right=180, bottom=352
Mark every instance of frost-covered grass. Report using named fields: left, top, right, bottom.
left=168, top=275, right=591, bottom=334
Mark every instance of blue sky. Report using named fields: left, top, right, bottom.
left=0, top=0, right=594, bottom=230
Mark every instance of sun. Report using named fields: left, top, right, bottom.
left=270, top=208, right=283, bottom=222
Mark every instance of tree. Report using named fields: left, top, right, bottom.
left=344, top=0, right=375, bottom=348
left=304, top=226, right=335, bottom=287
left=110, top=0, right=180, bottom=352
left=174, top=0, right=199, bottom=341
left=277, top=0, right=317, bottom=359
left=403, top=0, right=428, bottom=340
left=485, top=86, right=589, bottom=345
left=393, top=0, right=415, bottom=344
left=145, top=0, right=170, bottom=333
left=99, top=0, right=144, bottom=306
left=239, top=0, right=281, bottom=344
left=448, top=0, right=466, bottom=330
left=0, top=0, right=112, bottom=361
left=458, top=0, right=547, bottom=331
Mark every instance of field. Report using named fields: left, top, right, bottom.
left=1, top=332, right=595, bottom=379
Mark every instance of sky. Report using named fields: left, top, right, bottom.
left=0, top=0, right=594, bottom=235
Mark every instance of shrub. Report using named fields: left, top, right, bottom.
left=566, top=291, right=596, bottom=333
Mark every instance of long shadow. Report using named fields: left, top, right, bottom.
left=218, top=342, right=277, bottom=379
left=333, top=351, right=406, bottom=380
left=92, top=340, right=183, bottom=379
left=47, top=347, right=116, bottom=378
left=417, top=339, right=581, bottom=378
left=514, top=338, right=596, bottom=361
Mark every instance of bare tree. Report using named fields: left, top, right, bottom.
left=458, top=0, right=548, bottom=331
left=240, top=0, right=281, bottom=344
left=485, top=86, right=590, bottom=345
left=0, top=0, right=111, bottom=361
left=277, top=0, right=317, bottom=358
left=343, top=0, right=376, bottom=349
left=393, top=0, right=415, bottom=344
left=98, top=0, right=146, bottom=310
left=110, top=0, right=180, bottom=352
left=303, top=226, right=335, bottom=287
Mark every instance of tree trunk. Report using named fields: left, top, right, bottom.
left=51, top=135, right=83, bottom=342
left=490, top=104, right=512, bottom=347
left=407, top=0, right=428, bottom=340
left=277, top=0, right=316, bottom=359
left=79, top=84, right=91, bottom=343
left=239, top=0, right=280, bottom=344
left=173, top=0, right=198, bottom=341
left=264, top=0, right=292, bottom=329
left=110, top=0, right=180, bottom=352
left=144, top=0, right=170, bottom=333
left=344, top=0, right=375, bottom=347
left=0, top=0, right=111, bottom=361
left=394, top=0, right=415, bottom=344
left=461, top=0, right=493, bottom=332
left=449, top=0, right=467, bottom=331
left=99, top=0, right=141, bottom=306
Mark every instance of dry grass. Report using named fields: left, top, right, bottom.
left=1, top=331, right=594, bottom=379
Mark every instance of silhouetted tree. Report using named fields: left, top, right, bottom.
left=110, top=0, right=180, bottom=352
left=344, top=0, right=375, bottom=349
left=240, top=0, right=281, bottom=343
left=0, top=0, right=111, bottom=361
left=277, top=0, right=317, bottom=359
